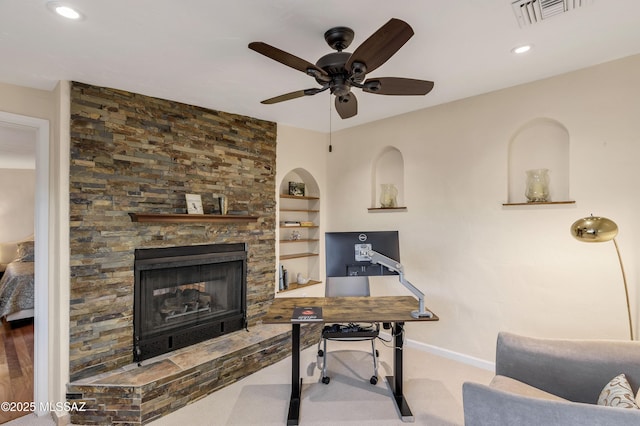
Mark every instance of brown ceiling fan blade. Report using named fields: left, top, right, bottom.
left=249, top=42, right=328, bottom=78
left=335, top=92, right=358, bottom=119
left=363, top=77, right=434, bottom=95
left=345, top=18, right=414, bottom=75
left=261, top=90, right=307, bottom=104
left=261, top=87, right=326, bottom=104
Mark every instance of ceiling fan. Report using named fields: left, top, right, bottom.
left=248, top=18, right=434, bottom=119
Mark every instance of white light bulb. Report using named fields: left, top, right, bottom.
left=55, top=6, right=81, bottom=19
left=512, top=45, right=532, bottom=54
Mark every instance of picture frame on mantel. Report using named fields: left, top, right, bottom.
left=185, top=194, right=204, bottom=214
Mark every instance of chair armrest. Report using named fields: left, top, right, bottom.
left=463, top=382, right=640, bottom=426
left=495, top=332, right=640, bottom=403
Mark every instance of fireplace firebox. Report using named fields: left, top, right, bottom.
left=134, top=243, right=247, bottom=362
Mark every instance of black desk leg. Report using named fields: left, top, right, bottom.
left=287, top=323, right=302, bottom=425
left=386, top=321, right=414, bottom=422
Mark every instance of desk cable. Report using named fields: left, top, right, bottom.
left=376, top=325, right=405, bottom=351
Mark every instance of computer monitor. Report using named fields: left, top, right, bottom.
left=325, top=231, right=400, bottom=277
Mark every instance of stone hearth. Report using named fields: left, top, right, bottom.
left=67, top=323, right=321, bottom=425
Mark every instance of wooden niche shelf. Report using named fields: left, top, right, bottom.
left=129, top=213, right=259, bottom=224
left=502, top=201, right=576, bottom=207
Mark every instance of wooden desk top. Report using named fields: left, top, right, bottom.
left=263, top=296, right=439, bottom=324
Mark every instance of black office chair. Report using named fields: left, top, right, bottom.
left=317, top=276, right=380, bottom=385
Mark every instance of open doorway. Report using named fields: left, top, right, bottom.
left=0, top=111, right=49, bottom=420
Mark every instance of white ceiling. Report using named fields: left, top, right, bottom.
left=0, top=0, right=639, bottom=134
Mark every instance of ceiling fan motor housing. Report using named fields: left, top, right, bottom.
left=315, top=52, right=351, bottom=77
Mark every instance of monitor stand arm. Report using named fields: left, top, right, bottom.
left=366, top=250, right=433, bottom=319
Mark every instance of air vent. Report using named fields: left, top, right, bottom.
left=511, top=0, right=593, bottom=27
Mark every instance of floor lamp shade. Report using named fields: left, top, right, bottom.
left=570, top=216, right=618, bottom=242
left=570, top=215, right=634, bottom=340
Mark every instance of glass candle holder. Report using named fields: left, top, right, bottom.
left=380, top=184, right=398, bottom=208
left=525, top=168, right=550, bottom=202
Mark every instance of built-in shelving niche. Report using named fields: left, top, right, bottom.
left=505, top=117, right=575, bottom=206
left=278, top=168, right=321, bottom=293
left=369, top=146, right=407, bottom=212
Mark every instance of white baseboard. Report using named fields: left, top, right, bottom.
left=406, top=338, right=495, bottom=372
left=380, top=332, right=495, bottom=372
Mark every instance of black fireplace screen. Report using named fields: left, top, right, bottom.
left=134, top=243, right=247, bottom=362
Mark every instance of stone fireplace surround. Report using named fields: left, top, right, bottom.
left=66, top=82, right=317, bottom=424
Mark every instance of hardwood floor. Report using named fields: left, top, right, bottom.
left=0, top=318, right=34, bottom=424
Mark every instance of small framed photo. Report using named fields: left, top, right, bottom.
left=288, top=182, right=305, bottom=197
left=185, top=194, right=204, bottom=214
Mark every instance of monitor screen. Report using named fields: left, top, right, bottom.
left=325, top=231, right=400, bottom=277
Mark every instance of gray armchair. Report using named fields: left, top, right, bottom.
left=463, top=332, right=640, bottom=425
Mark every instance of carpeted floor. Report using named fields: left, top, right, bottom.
left=150, top=339, right=493, bottom=425
left=7, top=340, right=493, bottom=425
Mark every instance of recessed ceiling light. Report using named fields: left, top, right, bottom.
left=512, top=44, right=532, bottom=54
left=46, top=2, right=84, bottom=20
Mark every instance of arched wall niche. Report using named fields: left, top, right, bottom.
left=507, top=117, right=571, bottom=204
left=279, top=168, right=320, bottom=197
left=371, top=146, right=405, bottom=209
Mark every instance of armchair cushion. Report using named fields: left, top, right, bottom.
left=490, top=375, right=568, bottom=402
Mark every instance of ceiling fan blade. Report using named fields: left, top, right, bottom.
left=249, top=42, right=329, bottom=79
left=335, top=92, right=358, bottom=119
left=261, top=87, right=327, bottom=104
left=363, top=77, right=434, bottom=95
left=345, top=18, right=414, bottom=75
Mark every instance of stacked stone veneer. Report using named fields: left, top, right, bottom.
left=67, top=323, right=321, bottom=425
left=69, top=82, right=278, bottom=381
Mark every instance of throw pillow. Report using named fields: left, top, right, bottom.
left=598, top=374, right=640, bottom=409
left=16, top=239, right=35, bottom=262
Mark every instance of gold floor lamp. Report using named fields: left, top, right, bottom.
left=570, top=215, right=634, bottom=340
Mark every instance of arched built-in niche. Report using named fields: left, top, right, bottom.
left=279, top=168, right=320, bottom=197
left=370, top=146, right=406, bottom=211
left=507, top=118, right=573, bottom=205
left=278, top=168, right=321, bottom=293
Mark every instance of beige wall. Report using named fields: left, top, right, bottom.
left=325, top=54, right=640, bottom=361
left=0, top=169, right=36, bottom=256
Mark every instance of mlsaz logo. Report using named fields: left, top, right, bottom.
left=358, top=233, right=367, bottom=242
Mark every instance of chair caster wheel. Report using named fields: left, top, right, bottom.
left=370, top=376, right=378, bottom=385
left=322, top=376, right=330, bottom=384
left=318, top=349, right=324, bottom=357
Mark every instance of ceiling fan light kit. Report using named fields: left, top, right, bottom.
left=248, top=18, right=434, bottom=119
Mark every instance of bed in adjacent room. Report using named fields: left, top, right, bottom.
left=0, top=239, right=35, bottom=321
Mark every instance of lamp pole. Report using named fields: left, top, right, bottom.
left=612, top=238, right=634, bottom=340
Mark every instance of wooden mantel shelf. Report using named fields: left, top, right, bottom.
left=128, top=213, right=259, bottom=223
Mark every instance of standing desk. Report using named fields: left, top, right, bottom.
left=263, top=296, right=439, bottom=425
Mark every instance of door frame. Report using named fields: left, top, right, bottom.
left=0, top=110, right=50, bottom=413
